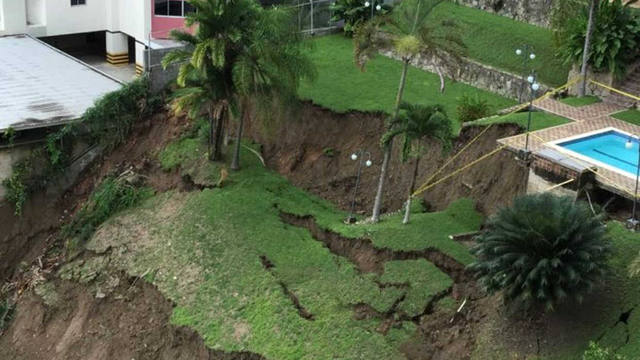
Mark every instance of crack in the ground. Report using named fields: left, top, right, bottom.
left=278, top=211, right=469, bottom=283
left=258, top=255, right=315, bottom=321
left=596, top=304, right=637, bottom=349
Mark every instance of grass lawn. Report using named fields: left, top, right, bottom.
left=612, top=109, right=640, bottom=126
left=299, top=34, right=516, bottom=129
left=559, top=96, right=601, bottom=107
left=429, top=2, right=570, bottom=87
left=80, top=135, right=483, bottom=360
left=472, top=111, right=572, bottom=132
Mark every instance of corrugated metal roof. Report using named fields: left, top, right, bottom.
left=0, top=34, right=122, bottom=132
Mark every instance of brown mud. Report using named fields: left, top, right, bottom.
left=1, top=102, right=529, bottom=360
left=247, top=102, right=527, bottom=216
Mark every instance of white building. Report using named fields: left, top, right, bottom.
left=0, top=0, right=192, bottom=75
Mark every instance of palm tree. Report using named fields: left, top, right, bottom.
left=229, top=6, right=316, bottom=170
left=353, top=0, right=465, bottom=222
left=552, top=0, right=599, bottom=97
left=469, top=193, right=610, bottom=311
left=163, top=0, right=315, bottom=168
left=579, top=0, right=598, bottom=97
left=381, top=103, right=453, bottom=224
left=162, top=0, right=253, bottom=161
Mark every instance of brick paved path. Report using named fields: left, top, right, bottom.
left=533, top=98, right=624, bottom=122
left=498, top=98, right=638, bottom=197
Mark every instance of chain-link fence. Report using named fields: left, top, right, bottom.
left=290, top=0, right=340, bottom=34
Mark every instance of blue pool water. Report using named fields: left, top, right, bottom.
left=559, top=130, right=640, bottom=176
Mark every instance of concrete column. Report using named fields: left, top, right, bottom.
left=135, top=41, right=146, bottom=76
left=105, top=32, right=128, bottom=65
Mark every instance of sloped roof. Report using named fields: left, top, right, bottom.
left=0, top=34, right=122, bottom=132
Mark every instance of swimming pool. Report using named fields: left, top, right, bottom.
left=554, top=128, right=640, bottom=177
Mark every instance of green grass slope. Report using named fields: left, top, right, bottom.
left=430, top=2, right=569, bottom=87
left=84, top=137, right=483, bottom=360
left=299, top=35, right=516, bottom=124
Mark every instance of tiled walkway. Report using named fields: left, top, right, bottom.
left=533, top=98, right=623, bottom=122
left=498, top=98, right=639, bottom=197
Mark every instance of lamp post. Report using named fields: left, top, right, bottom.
left=522, top=73, right=541, bottom=194
left=515, top=46, right=536, bottom=103
left=364, top=0, right=382, bottom=19
left=347, top=150, right=373, bottom=224
left=626, top=136, right=640, bottom=231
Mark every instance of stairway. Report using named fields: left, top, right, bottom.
left=605, top=67, right=640, bottom=108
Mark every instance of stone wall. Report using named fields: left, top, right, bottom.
left=381, top=50, right=550, bottom=101
left=453, top=0, right=555, bottom=28
left=145, top=45, right=187, bottom=93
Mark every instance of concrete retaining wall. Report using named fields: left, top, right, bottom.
left=381, top=50, right=550, bottom=101
left=453, top=0, right=555, bottom=28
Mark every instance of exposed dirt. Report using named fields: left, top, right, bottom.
left=0, top=274, right=264, bottom=360
left=246, top=102, right=527, bottom=217
left=1, top=102, right=530, bottom=360
left=0, top=108, right=190, bottom=282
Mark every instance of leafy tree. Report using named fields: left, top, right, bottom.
left=330, top=0, right=392, bottom=36
left=163, top=0, right=315, bottom=168
left=470, top=193, right=610, bottom=311
left=353, top=0, right=465, bottom=222
left=556, top=0, right=640, bottom=82
left=381, top=103, right=453, bottom=224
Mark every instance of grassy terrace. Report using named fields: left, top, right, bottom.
left=559, top=96, right=601, bottom=107
left=430, top=2, right=569, bottom=87
left=473, top=111, right=572, bottom=132
left=81, top=136, right=482, bottom=360
left=299, top=35, right=516, bottom=125
left=613, top=109, right=640, bottom=126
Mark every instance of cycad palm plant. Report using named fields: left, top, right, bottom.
left=470, top=193, right=610, bottom=311
left=381, top=103, right=453, bottom=224
left=353, top=0, right=465, bottom=222
left=163, top=0, right=315, bottom=168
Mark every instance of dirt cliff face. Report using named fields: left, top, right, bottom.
left=0, top=102, right=527, bottom=360
left=246, top=103, right=526, bottom=217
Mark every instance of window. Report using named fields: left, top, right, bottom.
left=154, top=0, right=194, bottom=17
left=71, top=0, right=86, bottom=5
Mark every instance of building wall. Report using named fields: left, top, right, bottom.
left=0, top=0, right=153, bottom=43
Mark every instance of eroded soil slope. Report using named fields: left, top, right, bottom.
left=247, top=103, right=526, bottom=216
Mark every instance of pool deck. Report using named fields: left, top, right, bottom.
left=499, top=98, right=640, bottom=198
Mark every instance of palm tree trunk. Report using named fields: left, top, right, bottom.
left=208, top=107, right=217, bottom=161
left=402, top=157, right=420, bottom=225
left=372, top=60, right=410, bottom=223
left=579, top=0, right=597, bottom=97
left=231, top=108, right=245, bottom=171
left=209, top=106, right=226, bottom=161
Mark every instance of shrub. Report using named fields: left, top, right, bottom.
left=330, top=0, right=392, bottom=36
left=583, top=342, right=627, bottom=360
left=0, top=298, right=14, bottom=333
left=456, top=94, right=492, bottom=123
left=2, top=78, right=153, bottom=215
left=557, top=0, right=640, bottom=77
left=469, top=193, right=610, bottom=311
left=61, top=176, right=153, bottom=247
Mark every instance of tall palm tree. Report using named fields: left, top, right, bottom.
left=353, top=0, right=465, bottom=222
left=162, top=0, right=254, bottom=161
left=381, top=103, right=453, bottom=224
left=163, top=0, right=315, bottom=168
left=229, top=6, right=316, bottom=170
left=552, top=0, right=599, bottom=97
